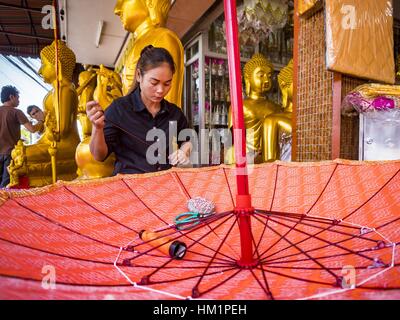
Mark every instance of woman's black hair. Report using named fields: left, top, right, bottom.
left=130, top=45, right=176, bottom=93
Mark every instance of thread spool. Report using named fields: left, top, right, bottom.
left=139, top=230, right=187, bottom=260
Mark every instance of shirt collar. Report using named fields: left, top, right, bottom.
left=130, top=87, right=170, bottom=114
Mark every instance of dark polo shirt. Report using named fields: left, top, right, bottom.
left=103, top=88, right=189, bottom=175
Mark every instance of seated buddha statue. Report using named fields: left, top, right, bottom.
left=114, top=0, right=184, bottom=106
left=226, top=53, right=290, bottom=164
left=75, top=65, right=122, bottom=180
left=263, top=59, right=293, bottom=161
left=8, top=40, right=80, bottom=188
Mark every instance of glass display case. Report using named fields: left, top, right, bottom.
left=184, top=32, right=249, bottom=166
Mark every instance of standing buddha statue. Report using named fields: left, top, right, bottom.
left=8, top=40, right=80, bottom=187
left=114, top=0, right=184, bottom=106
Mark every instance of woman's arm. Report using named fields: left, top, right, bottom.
left=86, top=101, right=108, bottom=161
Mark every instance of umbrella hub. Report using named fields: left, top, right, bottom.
left=235, top=195, right=259, bottom=269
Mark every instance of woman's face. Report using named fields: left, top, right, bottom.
left=137, top=63, right=173, bottom=105
left=114, top=0, right=148, bottom=32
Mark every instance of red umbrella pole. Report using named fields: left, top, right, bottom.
left=224, top=0, right=257, bottom=268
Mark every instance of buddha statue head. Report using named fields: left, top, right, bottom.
left=244, top=53, right=274, bottom=98
left=114, top=0, right=171, bottom=33
left=278, top=59, right=293, bottom=111
left=39, top=40, right=76, bottom=84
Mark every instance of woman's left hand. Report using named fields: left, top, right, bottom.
left=168, top=149, right=190, bottom=166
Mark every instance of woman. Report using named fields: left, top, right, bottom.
left=86, top=46, right=191, bottom=175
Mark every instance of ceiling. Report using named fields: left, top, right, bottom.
left=0, top=0, right=55, bottom=58
left=0, top=0, right=216, bottom=66
left=66, top=0, right=217, bottom=68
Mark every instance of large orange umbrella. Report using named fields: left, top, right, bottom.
left=0, top=160, right=399, bottom=300
left=1, top=0, right=399, bottom=300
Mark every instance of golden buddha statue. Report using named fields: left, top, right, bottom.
left=75, top=65, right=122, bottom=180
left=263, top=59, right=293, bottom=161
left=8, top=40, right=80, bottom=187
left=114, top=0, right=184, bottom=106
left=76, top=67, right=97, bottom=140
left=93, top=64, right=123, bottom=109
left=8, top=141, right=27, bottom=188
left=226, top=53, right=291, bottom=164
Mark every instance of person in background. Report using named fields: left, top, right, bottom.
left=27, top=105, right=45, bottom=123
left=27, top=105, right=45, bottom=143
left=0, top=86, right=43, bottom=187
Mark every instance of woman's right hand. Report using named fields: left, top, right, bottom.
left=86, top=101, right=105, bottom=130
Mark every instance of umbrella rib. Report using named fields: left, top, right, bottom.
left=129, top=214, right=238, bottom=282
left=255, top=164, right=340, bottom=258
left=192, top=214, right=238, bottom=296
left=255, top=215, right=339, bottom=280
left=0, top=274, right=133, bottom=288
left=255, top=211, right=271, bottom=256
left=306, top=163, right=339, bottom=215
left=265, top=215, right=376, bottom=263
left=171, top=172, right=191, bottom=199
left=0, top=237, right=115, bottom=266
left=250, top=225, right=274, bottom=300
left=11, top=199, right=120, bottom=249
left=265, top=245, right=392, bottom=266
left=250, top=268, right=273, bottom=299
left=264, top=231, right=376, bottom=265
left=256, top=211, right=373, bottom=262
left=261, top=268, right=333, bottom=287
left=172, top=171, right=240, bottom=258
left=377, top=216, right=400, bottom=231
left=342, top=168, right=400, bottom=221
left=223, top=167, right=235, bottom=207
left=268, top=164, right=280, bottom=212
left=126, top=213, right=237, bottom=264
left=63, top=186, right=139, bottom=233
left=145, top=266, right=238, bottom=286
left=121, top=179, right=170, bottom=226
left=197, top=269, right=243, bottom=298
left=268, top=212, right=377, bottom=244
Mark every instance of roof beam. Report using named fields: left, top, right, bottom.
left=0, top=2, right=43, bottom=14
left=0, top=30, right=53, bottom=41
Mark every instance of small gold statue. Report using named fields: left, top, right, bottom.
left=7, top=141, right=27, bottom=188
left=226, top=54, right=292, bottom=163
left=77, top=67, right=97, bottom=140
left=114, top=0, right=184, bottom=106
left=94, top=64, right=123, bottom=109
left=396, top=54, right=400, bottom=80
left=75, top=65, right=122, bottom=180
left=9, top=40, right=81, bottom=187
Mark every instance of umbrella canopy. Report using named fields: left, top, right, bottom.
left=1, top=160, right=399, bottom=300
